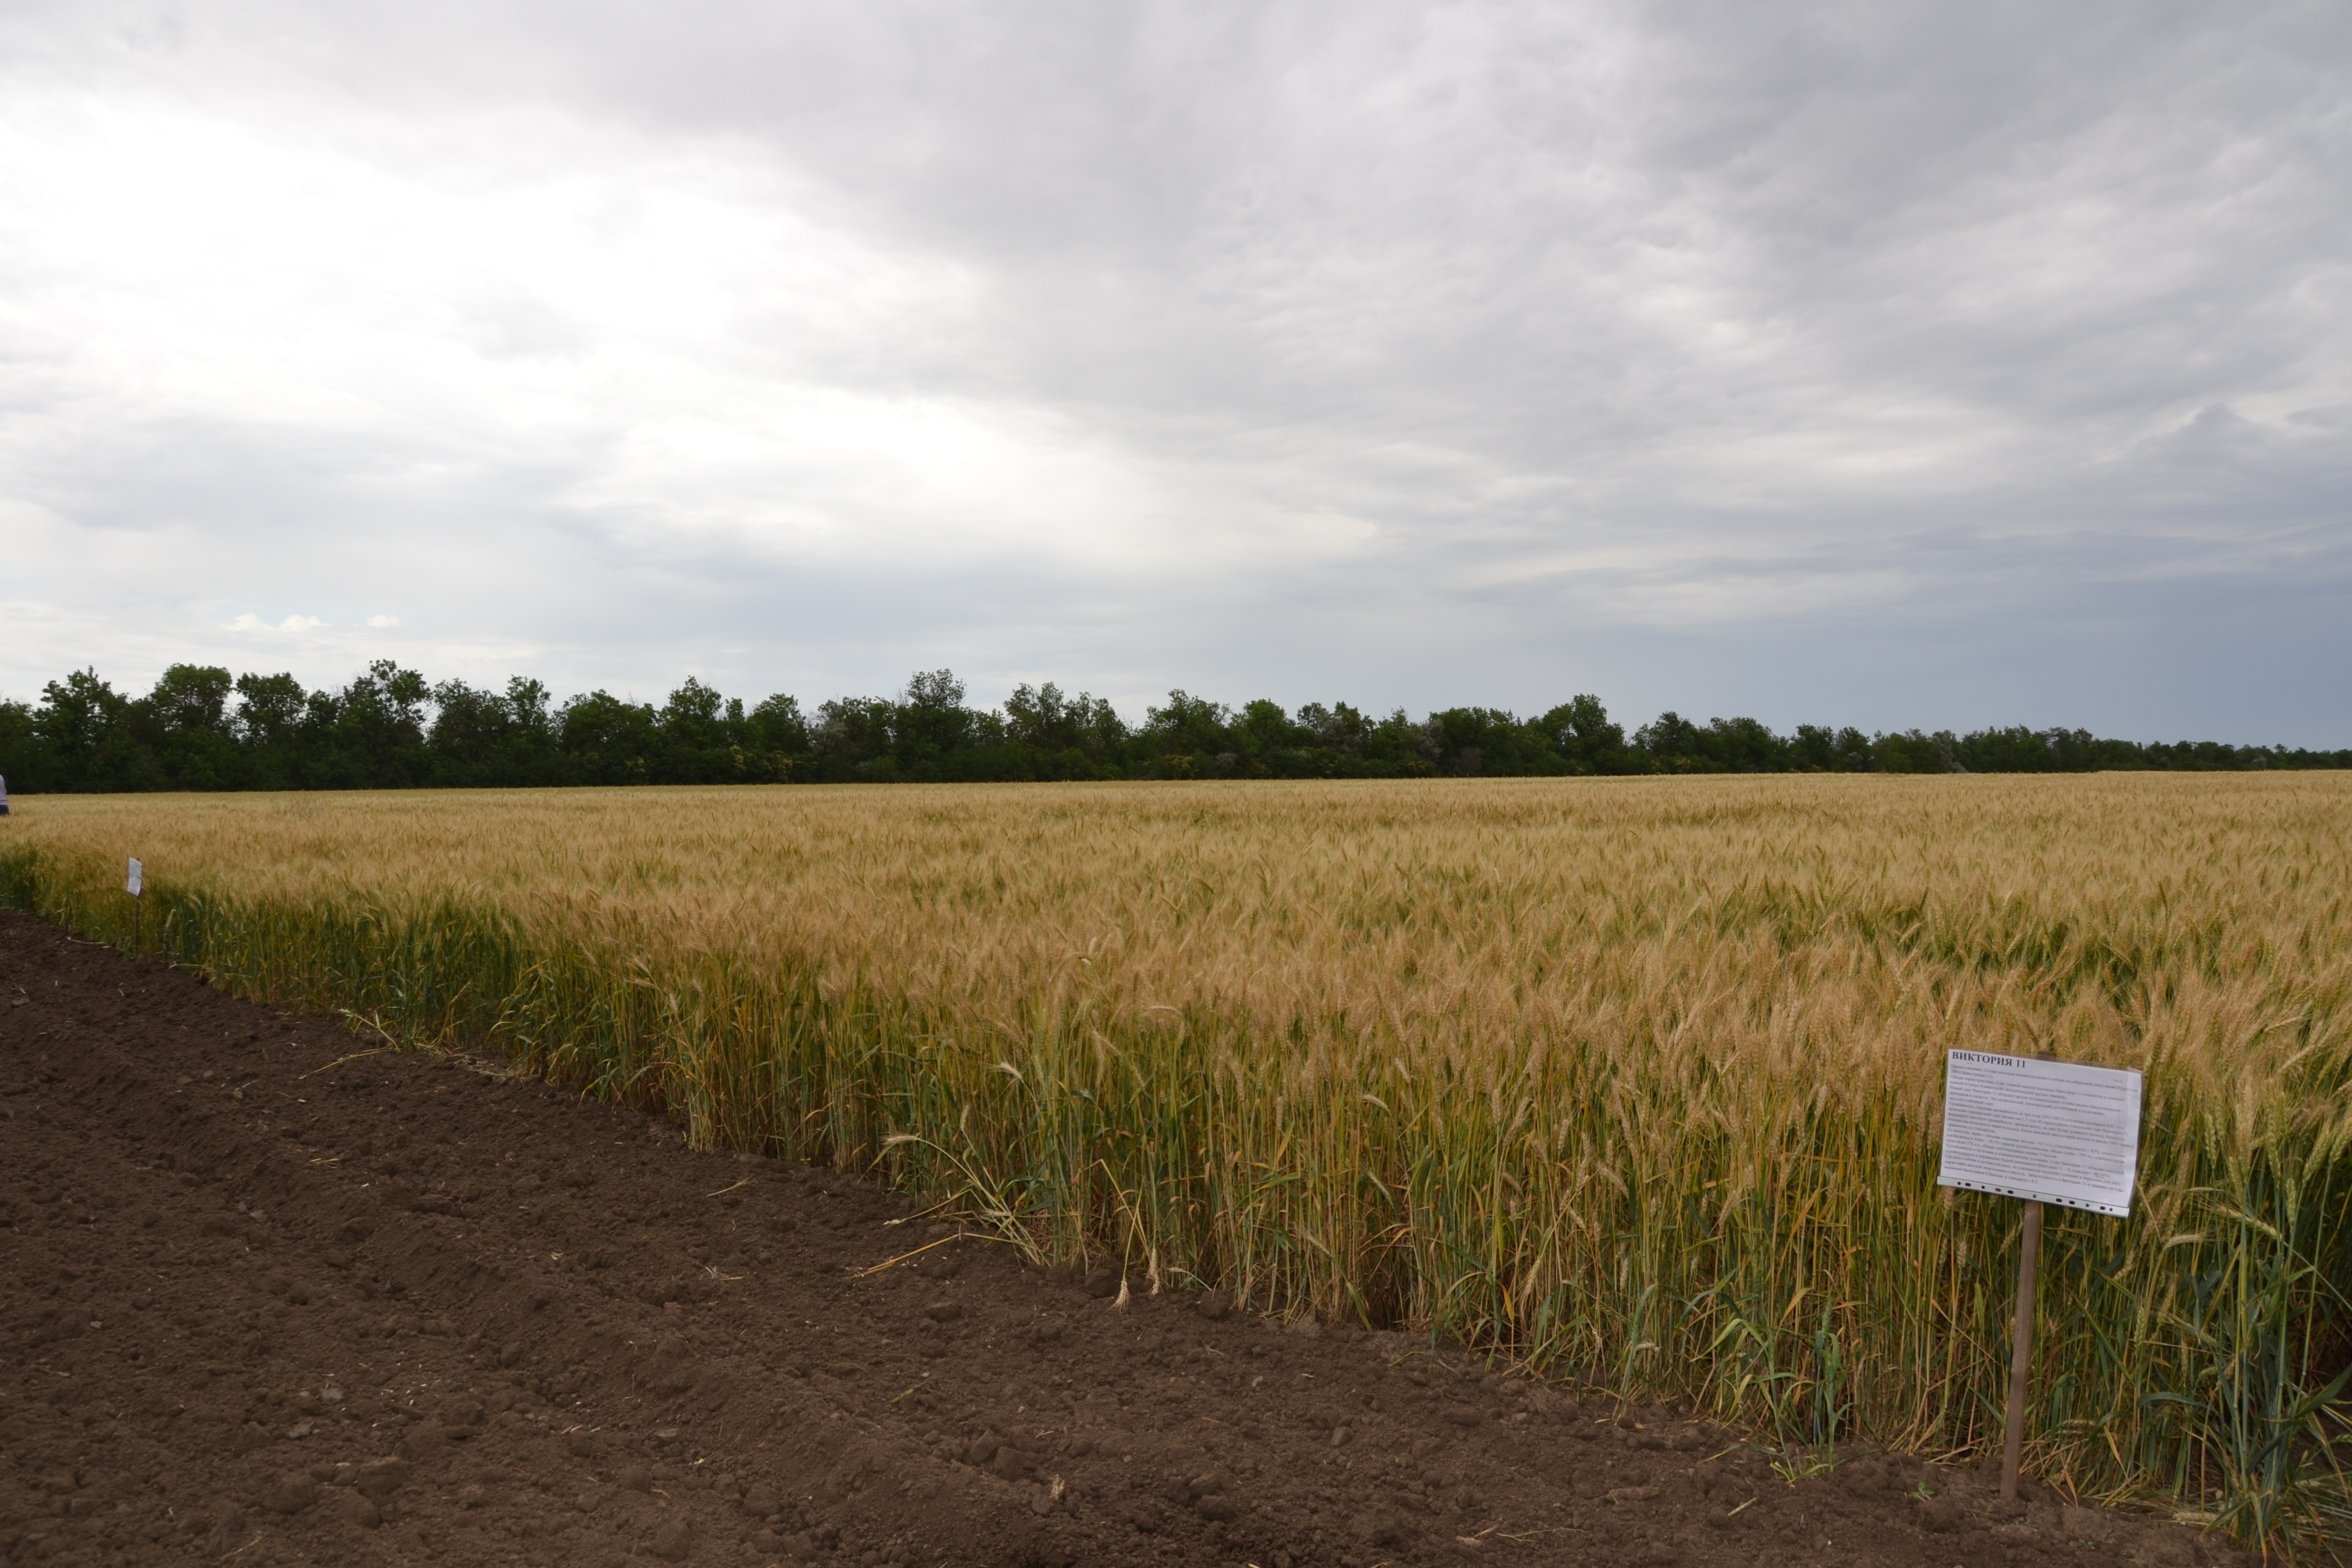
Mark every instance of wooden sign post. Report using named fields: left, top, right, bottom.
left=127, top=857, right=143, bottom=953
left=1938, top=1048, right=2143, bottom=1501
left=2000, top=1082, right=2049, bottom=1504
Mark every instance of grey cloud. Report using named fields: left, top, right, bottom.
left=1, top=1, right=2346, bottom=742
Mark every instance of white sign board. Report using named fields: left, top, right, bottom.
left=1938, top=1050, right=2143, bottom=1217
left=126, top=857, right=142, bottom=897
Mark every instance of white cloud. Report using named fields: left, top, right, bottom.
left=366, top=615, right=401, bottom=628
left=227, top=614, right=326, bottom=633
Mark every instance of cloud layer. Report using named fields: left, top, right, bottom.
left=3, top=1, right=2347, bottom=739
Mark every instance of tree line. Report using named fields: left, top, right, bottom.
left=0, top=662, right=2344, bottom=794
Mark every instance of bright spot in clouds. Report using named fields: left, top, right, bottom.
left=227, top=615, right=326, bottom=633
left=1, top=1, right=2347, bottom=741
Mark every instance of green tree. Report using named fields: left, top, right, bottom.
left=1140, top=690, right=1232, bottom=773
left=6, top=660, right=2347, bottom=791
left=1537, top=694, right=1622, bottom=773
left=660, top=677, right=728, bottom=750
left=748, top=693, right=811, bottom=753
left=233, top=673, right=307, bottom=745
left=0, top=697, right=51, bottom=792
left=150, top=665, right=234, bottom=734
left=559, top=691, right=660, bottom=783
left=1296, top=701, right=1371, bottom=754
left=813, top=695, right=897, bottom=780
left=891, top=670, right=974, bottom=778
left=145, top=664, right=239, bottom=787
left=34, top=669, right=160, bottom=791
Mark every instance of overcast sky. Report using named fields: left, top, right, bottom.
left=3, top=2, right=2347, bottom=742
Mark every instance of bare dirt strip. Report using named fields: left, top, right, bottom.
left=0, top=908, right=2250, bottom=1568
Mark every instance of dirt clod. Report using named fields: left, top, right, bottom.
left=353, top=1455, right=411, bottom=1501
left=397, top=1418, right=451, bottom=1460
left=256, top=1472, right=321, bottom=1514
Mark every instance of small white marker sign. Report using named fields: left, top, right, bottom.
left=126, top=857, right=143, bottom=897
left=1938, top=1050, right=2143, bottom=1217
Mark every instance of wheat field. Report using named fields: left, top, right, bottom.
left=3, top=775, right=2347, bottom=1545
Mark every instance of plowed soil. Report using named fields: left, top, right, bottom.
left=1, top=908, right=2249, bottom=1568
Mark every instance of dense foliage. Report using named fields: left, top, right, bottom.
left=1, top=662, right=2344, bottom=793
